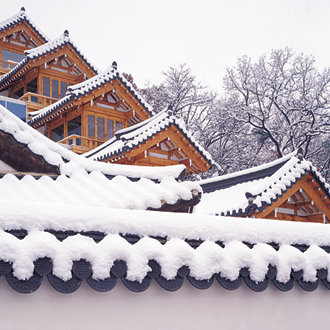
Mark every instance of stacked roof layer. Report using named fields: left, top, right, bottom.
left=0, top=7, right=49, bottom=42
left=0, top=31, right=99, bottom=88
left=85, top=110, right=214, bottom=167
left=196, top=151, right=330, bottom=216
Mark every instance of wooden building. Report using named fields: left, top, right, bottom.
left=0, top=7, right=48, bottom=76
left=29, top=65, right=213, bottom=174
left=85, top=109, right=213, bottom=174
left=0, top=29, right=98, bottom=112
left=197, top=150, right=330, bottom=223
left=0, top=8, right=213, bottom=174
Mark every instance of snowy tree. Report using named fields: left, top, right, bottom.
left=223, top=48, right=330, bottom=178
left=141, top=64, right=216, bottom=129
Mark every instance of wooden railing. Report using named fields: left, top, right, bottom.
left=59, top=134, right=105, bottom=152
left=0, top=59, right=19, bottom=70
left=19, top=92, right=58, bottom=107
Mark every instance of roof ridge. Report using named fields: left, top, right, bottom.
left=0, top=7, right=49, bottom=42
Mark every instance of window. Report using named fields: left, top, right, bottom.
left=116, top=121, right=123, bottom=131
left=2, top=49, right=25, bottom=68
left=68, top=116, right=81, bottom=136
left=27, top=78, right=38, bottom=102
left=87, top=115, right=95, bottom=137
left=97, top=117, right=105, bottom=139
left=43, top=77, right=50, bottom=97
left=51, top=125, right=64, bottom=142
left=14, top=88, right=24, bottom=99
left=52, top=79, right=59, bottom=98
left=107, top=119, right=113, bottom=139
left=60, top=81, right=67, bottom=98
left=27, top=78, right=38, bottom=93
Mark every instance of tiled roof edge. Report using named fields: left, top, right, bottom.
left=0, top=7, right=49, bottom=43
left=1, top=229, right=330, bottom=293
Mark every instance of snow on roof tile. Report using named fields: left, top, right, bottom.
left=29, top=65, right=154, bottom=125
left=196, top=152, right=330, bottom=216
left=84, top=109, right=215, bottom=167
left=0, top=206, right=330, bottom=292
left=0, top=7, right=49, bottom=43
left=0, top=104, right=187, bottom=180
left=0, top=171, right=200, bottom=212
left=0, top=31, right=99, bottom=87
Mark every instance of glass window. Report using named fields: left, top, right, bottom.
left=97, top=117, right=105, bottom=139
left=60, top=81, right=67, bottom=98
left=107, top=119, right=113, bottom=139
left=43, top=77, right=50, bottom=97
left=27, top=78, right=37, bottom=94
left=52, top=79, right=59, bottom=99
left=0, top=100, right=5, bottom=107
left=88, top=115, right=95, bottom=137
left=67, top=116, right=81, bottom=136
left=116, top=121, right=123, bottom=132
left=51, top=125, right=64, bottom=142
left=2, top=49, right=25, bottom=68
left=6, top=102, right=26, bottom=121
left=14, top=88, right=24, bottom=99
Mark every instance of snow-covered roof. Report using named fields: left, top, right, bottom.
left=0, top=31, right=99, bottom=87
left=0, top=105, right=187, bottom=180
left=0, top=7, right=48, bottom=43
left=196, top=151, right=330, bottom=216
left=29, top=64, right=154, bottom=125
left=84, top=109, right=215, bottom=167
left=0, top=205, right=330, bottom=293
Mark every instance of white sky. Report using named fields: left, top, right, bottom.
left=1, top=0, right=330, bottom=92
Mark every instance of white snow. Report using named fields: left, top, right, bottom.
left=0, top=208, right=329, bottom=283
left=0, top=172, right=201, bottom=211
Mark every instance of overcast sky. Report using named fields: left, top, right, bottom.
left=2, top=0, right=330, bottom=92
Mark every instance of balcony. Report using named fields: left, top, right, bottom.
left=19, top=92, right=58, bottom=112
left=0, top=59, right=18, bottom=75
left=58, top=134, right=105, bottom=154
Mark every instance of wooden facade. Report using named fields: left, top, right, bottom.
left=0, top=9, right=47, bottom=76
left=254, top=173, right=330, bottom=223
left=0, top=9, right=212, bottom=174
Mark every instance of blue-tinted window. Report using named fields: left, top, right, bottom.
left=43, top=77, right=50, bottom=97
left=0, top=100, right=5, bottom=107
left=2, top=49, right=25, bottom=68
left=6, top=102, right=26, bottom=121
left=60, top=81, right=67, bottom=98
left=68, top=116, right=81, bottom=136
left=51, top=125, right=64, bottom=142
left=88, top=115, right=95, bottom=137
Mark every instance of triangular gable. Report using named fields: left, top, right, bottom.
left=0, top=7, right=48, bottom=45
left=197, top=151, right=330, bottom=223
left=85, top=110, right=215, bottom=174
left=0, top=31, right=98, bottom=90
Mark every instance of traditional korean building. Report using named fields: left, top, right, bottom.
left=0, top=8, right=213, bottom=174
left=0, top=104, right=201, bottom=213
left=0, top=7, right=48, bottom=76
left=196, top=150, right=330, bottom=223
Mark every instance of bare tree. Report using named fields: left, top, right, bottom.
left=223, top=48, right=330, bottom=177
